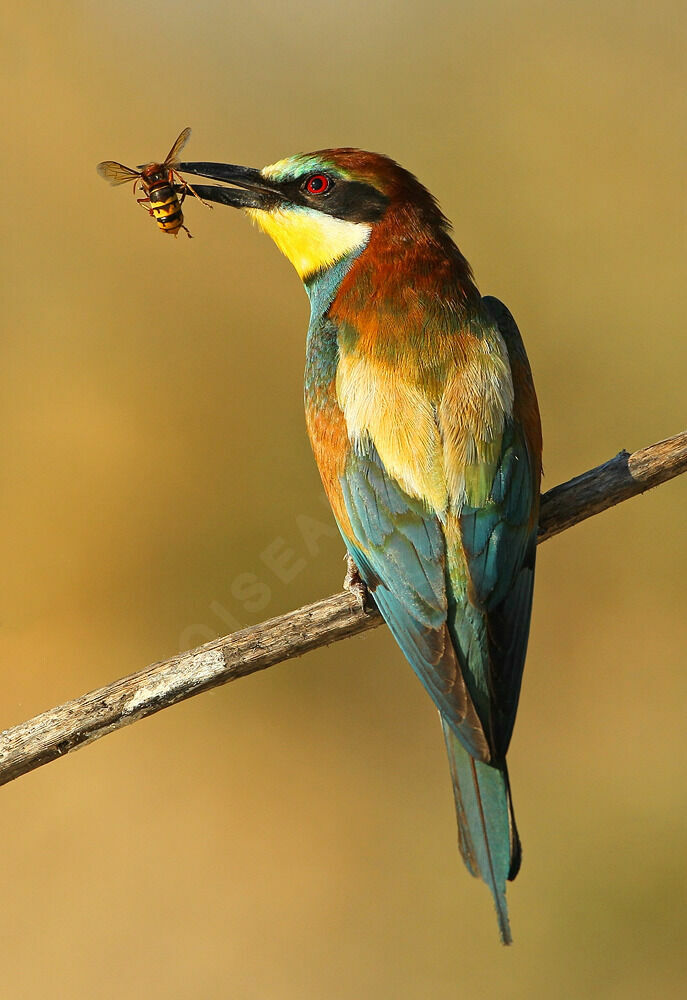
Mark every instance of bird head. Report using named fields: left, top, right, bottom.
left=179, top=148, right=452, bottom=281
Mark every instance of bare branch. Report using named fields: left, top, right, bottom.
left=1, top=430, right=685, bottom=788
left=538, top=432, right=687, bottom=540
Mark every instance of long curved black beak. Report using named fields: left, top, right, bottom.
left=177, top=162, right=282, bottom=209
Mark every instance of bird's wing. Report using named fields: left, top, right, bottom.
left=460, top=295, right=541, bottom=754
left=320, top=299, right=540, bottom=762
left=339, top=442, right=491, bottom=761
left=448, top=417, right=538, bottom=757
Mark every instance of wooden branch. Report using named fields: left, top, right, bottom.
left=1, top=430, right=685, bottom=788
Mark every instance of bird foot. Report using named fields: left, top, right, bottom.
left=343, top=553, right=369, bottom=610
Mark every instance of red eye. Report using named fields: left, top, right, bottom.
left=306, top=174, right=331, bottom=195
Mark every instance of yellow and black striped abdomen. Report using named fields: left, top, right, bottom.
left=147, top=179, right=184, bottom=235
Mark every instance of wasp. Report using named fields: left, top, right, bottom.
left=97, top=127, right=210, bottom=237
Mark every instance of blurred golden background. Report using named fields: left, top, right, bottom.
left=1, top=2, right=686, bottom=996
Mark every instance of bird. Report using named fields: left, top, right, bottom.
left=178, top=149, right=542, bottom=944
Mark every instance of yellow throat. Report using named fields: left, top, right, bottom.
left=247, top=205, right=371, bottom=280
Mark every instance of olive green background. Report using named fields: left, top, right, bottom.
left=1, top=2, right=686, bottom=997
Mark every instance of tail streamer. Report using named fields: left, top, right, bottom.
left=442, top=719, right=519, bottom=945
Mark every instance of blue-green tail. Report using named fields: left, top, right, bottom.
left=442, top=719, right=521, bottom=945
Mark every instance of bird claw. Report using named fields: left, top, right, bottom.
left=343, top=553, right=369, bottom=610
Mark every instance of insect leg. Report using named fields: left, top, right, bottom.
left=172, top=170, right=214, bottom=210
left=132, top=178, right=154, bottom=214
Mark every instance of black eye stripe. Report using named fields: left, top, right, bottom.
left=279, top=176, right=389, bottom=224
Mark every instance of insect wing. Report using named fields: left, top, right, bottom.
left=97, top=160, right=141, bottom=186
left=164, top=127, right=192, bottom=168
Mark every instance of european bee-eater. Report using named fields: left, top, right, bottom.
left=179, top=149, right=542, bottom=944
